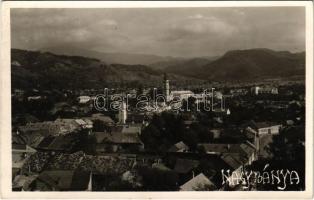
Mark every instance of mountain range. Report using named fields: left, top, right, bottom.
left=41, top=46, right=182, bottom=66
left=196, top=48, right=305, bottom=80
left=11, top=49, right=198, bottom=89
left=11, top=48, right=305, bottom=89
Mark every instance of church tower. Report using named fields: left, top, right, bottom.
left=118, top=101, right=127, bottom=124
left=163, top=73, right=170, bottom=102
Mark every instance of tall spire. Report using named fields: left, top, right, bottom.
left=118, top=101, right=127, bottom=124
left=163, top=73, right=170, bottom=102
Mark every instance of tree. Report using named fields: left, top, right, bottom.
left=248, top=126, right=305, bottom=191
left=138, top=166, right=178, bottom=191
left=92, top=119, right=107, bottom=132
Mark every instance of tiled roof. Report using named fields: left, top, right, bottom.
left=221, top=154, right=244, bottom=170
left=168, top=141, right=189, bottom=152
left=94, top=130, right=142, bottom=144
left=180, top=173, right=215, bottom=191
left=198, top=143, right=255, bottom=157
left=35, top=170, right=90, bottom=191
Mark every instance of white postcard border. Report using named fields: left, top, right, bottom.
left=1, top=1, right=313, bottom=199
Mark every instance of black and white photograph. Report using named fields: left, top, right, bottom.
left=0, top=1, right=313, bottom=199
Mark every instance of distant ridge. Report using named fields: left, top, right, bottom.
left=174, top=48, right=305, bottom=80
left=11, top=48, right=305, bottom=89
left=41, top=46, right=182, bottom=66
left=11, top=49, right=197, bottom=89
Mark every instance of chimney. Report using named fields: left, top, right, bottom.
left=192, top=171, right=195, bottom=178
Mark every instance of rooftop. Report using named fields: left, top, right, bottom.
left=168, top=141, right=189, bottom=152
left=32, top=170, right=90, bottom=191
left=180, top=173, right=215, bottom=191
left=94, top=131, right=142, bottom=144
left=198, top=143, right=254, bottom=155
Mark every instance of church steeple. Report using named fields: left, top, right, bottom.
left=163, top=73, right=170, bottom=102
left=118, top=101, right=127, bottom=124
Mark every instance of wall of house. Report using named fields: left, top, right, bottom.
left=258, top=125, right=280, bottom=135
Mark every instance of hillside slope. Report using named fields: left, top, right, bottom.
left=196, top=48, right=305, bottom=80
left=11, top=49, right=166, bottom=89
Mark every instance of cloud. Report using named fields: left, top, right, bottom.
left=188, top=14, right=205, bottom=19
left=160, top=14, right=237, bottom=43
left=95, top=19, right=118, bottom=27
left=11, top=7, right=305, bottom=57
left=233, top=9, right=246, bottom=16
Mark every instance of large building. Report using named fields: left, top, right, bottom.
left=251, top=86, right=278, bottom=95
left=18, top=118, right=93, bottom=136
left=163, top=74, right=194, bottom=102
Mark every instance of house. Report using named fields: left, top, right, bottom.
left=46, top=152, right=138, bottom=176
left=215, top=142, right=257, bottom=187
left=220, top=154, right=245, bottom=186
left=79, top=106, right=93, bottom=116
left=126, top=113, right=149, bottom=125
left=286, top=120, right=295, bottom=126
left=94, top=126, right=144, bottom=153
left=55, top=118, right=93, bottom=130
left=213, top=117, right=223, bottom=124
left=251, top=86, right=278, bottom=95
left=210, top=129, right=222, bottom=139
left=197, top=143, right=233, bottom=155
left=152, top=163, right=172, bottom=171
left=170, top=90, right=194, bottom=101
left=219, top=143, right=256, bottom=187
left=12, top=143, right=37, bottom=178
left=27, top=170, right=91, bottom=191
left=168, top=141, right=189, bottom=153
left=19, top=121, right=78, bottom=136
left=12, top=175, right=38, bottom=191
left=13, top=131, right=46, bottom=149
left=229, top=88, right=248, bottom=96
left=75, top=118, right=93, bottom=129
left=12, top=89, right=25, bottom=99
left=49, top=102, right=77, bottom=117
left=245, top=121, right=282, bottom=136
left=77, top=96, right=91, bottom=104
left=12, top=60, right=21, bottom=66
left=197, top=142, right=257, bottom=165
left=212, top=108, right=231, bottom=116
left=180, top=173, right=216, bottom=191
left=173, top=158, right=200, bottom=186
left=122, top=125, right=142, bottom=135
left=27, top=96, right=44, bottom=101
left=35, top=134, right=80, bottom=153
left=19, top=118, right=92, bottom=137
left=238, top=143, right=257, bottom=165
left=86, top=113, right=114, bottom=127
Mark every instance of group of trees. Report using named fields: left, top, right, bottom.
left=141, top=112, right=213, bottom=152
left=248, top=126, right=305, bottom=191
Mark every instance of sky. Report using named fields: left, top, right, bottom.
left=11, top=7, right=305, bottom=57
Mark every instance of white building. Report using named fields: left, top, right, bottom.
left=244, top=121, right=282, bottom=136
left=78, top=96, right=91, bottom=104
left=251, top=86, right=278, bottom=95
left=170, top=90, right=194, bottom=101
